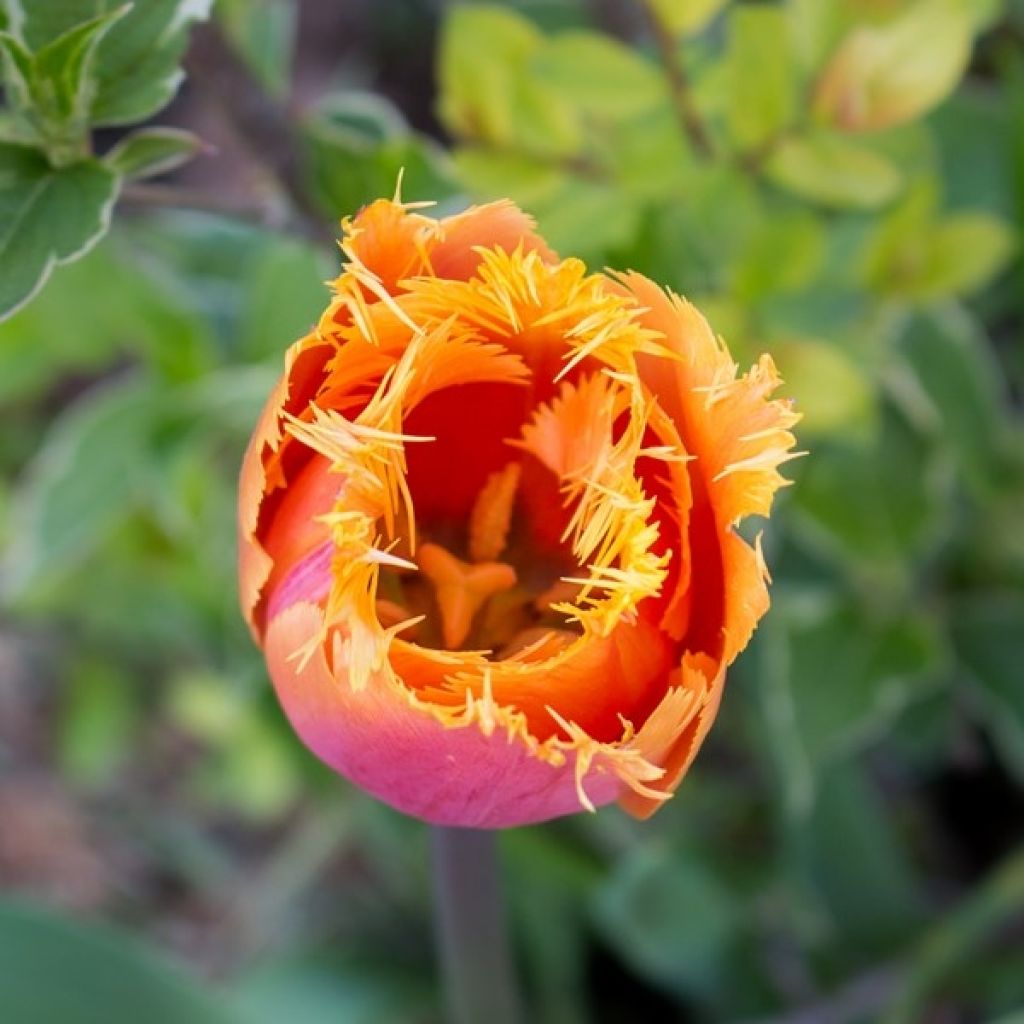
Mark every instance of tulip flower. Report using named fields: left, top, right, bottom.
left=238, top=195, right=799, bottom=828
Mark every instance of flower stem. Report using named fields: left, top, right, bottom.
left=430, top=826, right=523, bottom=1024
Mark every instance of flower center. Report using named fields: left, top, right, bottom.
left=417, top=544, right=516, bottom=650
left=377, top=451, right=579, bottom=655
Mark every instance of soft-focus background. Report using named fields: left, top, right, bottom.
left=1, top=1, right=1023, bottom=1021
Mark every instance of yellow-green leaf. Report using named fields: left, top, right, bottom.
left=453, top=147, right=564, bottom=206
left=766, top=133, right=903, bottom=209
left=954, top=0, right=1004, bottom=30
left=726, top=5, right=796, bottom=150
left=732, top=210, right=825, bottom=301
left=647, top=0, right=729, bottom=38
left=918, top=215, right=1018, bottom=298
left=865, top=195, right=1017, bottom=300
left=813, top=0, right=972, bottom=132
left=438, top=6, right=580, bottom=157
left=529, top=31, right=664, bottom=119
left=774, top=337, right=875, bottom=436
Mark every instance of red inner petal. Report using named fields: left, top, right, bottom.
left=402, top=381, right=531, bottom=523
left=677, top=471, right=725, bottom=661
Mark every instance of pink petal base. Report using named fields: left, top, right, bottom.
left=264, top=602, right=624, bottom=827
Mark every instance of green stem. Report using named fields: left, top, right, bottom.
left=431, top=826, right=523, bottom=1024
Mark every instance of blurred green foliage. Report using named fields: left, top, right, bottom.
left=0, top=0, right=210, bottom=317
left=1, top=0, right=1024, bottom=1022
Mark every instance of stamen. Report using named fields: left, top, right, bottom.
left=468, top=462, right=521, bottom=563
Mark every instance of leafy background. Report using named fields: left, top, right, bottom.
left=1, top=0, right=1023, bottom=1021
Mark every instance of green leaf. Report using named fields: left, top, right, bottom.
left=2, top=2, right=207, bottom=131
left=454, top=147, right=564, bottom=207
left=731, top=208, right=825, bottom=301
left=530, top=177, right=642, bottom=264
left=758, top=596, right=943, bottom=815
left=4, top=377, right=159, bottom=596
left=0, top=231, right=214, bottom=399
left=788, top=0, right=994, bottom=73
left=600, top=101, right=691, bottom=199
left=882, top=843, right=1024, bottom=1024
left=952, top=592, right=1024, bottom=785
left=0, top=245, right=118, bottom=402
left=0, top=143, right=119, bottom=321
left=217, top=0, right=295, bottom=98
left=915, top=215, right=1017, bottom=298
left=774, top=337, right=875, bottom=437
left=954, top=0, right=1005, bottom=30
left=237, top=236, right=332, bottom=360
left=865, top=191, right=1017, bottom=299
left=30, top=5, right=130, bottom=125
left=439, top=5, right=538, bottom=140
left=167, top=670, right=251, bottom=743
left=796, top=764, right=927, bottom=946
left=5, top=0, right=120, bottom=49
left=931, top=86, right=1017, bottom=219
left=193, top=715, right=302, bottom=822
left=613, top=162, right=762, bottom=295
left=91, top=0, right=214, bottom=125
left=529, top=31, right=665, bottom=119
left=725, top=5, right=796, bottom=150
left=813, top=0, right=973, bottom=133
left=791, top=408, right=950, bottom=575
left=58, top=658, right=140, bottom=789
left=438, top=5, right=580, bottom=157
left=593, top=844, right=739, bottom=1001
left=0, top=7, right=126, bottom=164
left=105, top=126, right=205, bottom=180
left=181, top=365, right=280, bottom=440
left=232, top=958, right=435, bottom=1024
left=302, top=92, right=456, bottom=219
left=0, top=899, right=239, bottom=1023
left=894, top=308, right=1009, bottom=490
left=0, top=29, right=34, bottom=109
left=648, top=0, right=728, bottom=37
left=766, top=132, right=903, bottom=209
left=307, top=90, right=408, bottom=148
left=785, top=0, right=844, bottom=72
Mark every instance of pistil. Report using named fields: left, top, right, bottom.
left=418, top=543, right=517, bottom=649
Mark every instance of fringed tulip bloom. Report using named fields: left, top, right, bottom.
left=239, top=196, right=799, bottom=828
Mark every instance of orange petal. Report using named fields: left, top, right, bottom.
left=341, top=199, right=434, bottom=293
left=431, top=200, right=558, bottom=280
left=238, top=334, right=333, bottom=637
left=619, top=653, right=723, bottom=818
left=414, top=614, right=676, bottom=746
left=616, top=274, right=799, bottom=664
